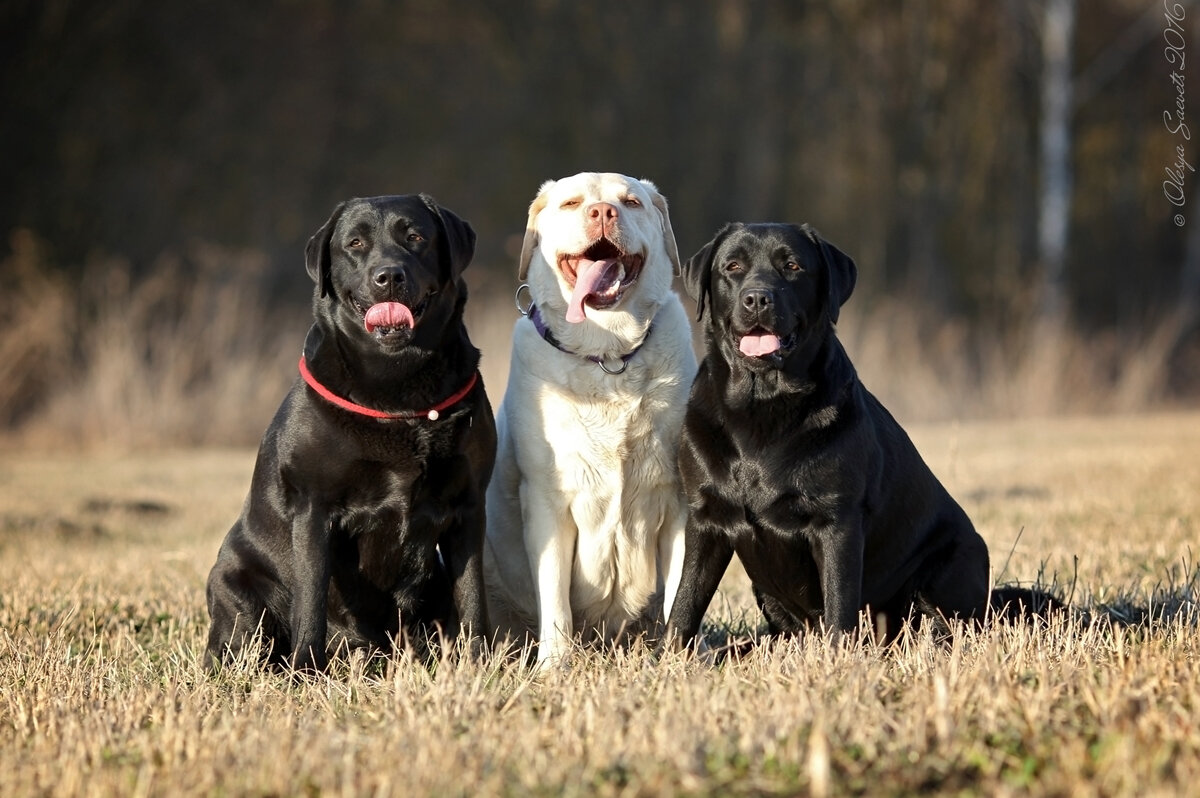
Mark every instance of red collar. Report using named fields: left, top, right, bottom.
left=298, top=356, right=478, bottom=421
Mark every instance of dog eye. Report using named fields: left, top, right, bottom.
left=560, top=199, right=582, bottom=210
left=347, top=237, right=364, bottom=249
left=407, top=233, right=424, bottom=243
left=725, top=261, right=742, bottom=272
left=622, top=197, right=642, bottom=208
left=785, top=260, right=801, bottom=271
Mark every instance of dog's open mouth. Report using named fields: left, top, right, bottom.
left=353, top=293, right=433, bottom=340
left=558, top=239, right=644, bottom=323
left=738, top=327, right=797, bottom=361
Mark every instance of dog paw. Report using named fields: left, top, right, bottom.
left=289, top=645, right=328, bottom=676
left=534, top=647, right=573, bottom=676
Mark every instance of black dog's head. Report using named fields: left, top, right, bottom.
left=305, top=195, right=476, bottom=352
left=681, top=222, right=856, bottom=370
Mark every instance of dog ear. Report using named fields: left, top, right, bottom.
left=801, top=224, right=857, bottom=323
left=681, top=223, right=738, bottom=321
left=639, top=179, right=683, bottom=276
left=420, top=194, right=477, bottom=279
left=305, top=201, right=346, bottom=298
left=518, top=181, right=553, bottom=281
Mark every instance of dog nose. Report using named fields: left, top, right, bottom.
left=372, top=264, right=406, bottom=288
left=586, top=202, right=619, bottom=222
left=741, top=288, right=773, bottom=311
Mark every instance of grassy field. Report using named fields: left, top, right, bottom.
left=1, top=412, right=1198, bottom=797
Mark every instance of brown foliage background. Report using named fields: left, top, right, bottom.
left=1, top=0, right=1198, bottom=445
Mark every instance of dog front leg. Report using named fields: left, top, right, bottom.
left=290, top=505, right=332, bottom=672
left=662, top=522, right=734, bottom=653
left=523, top=497, right=576, bottom=670
left=820, top=522, right=864, bottom=639
left=440, top=496, right=489, bottom=657
left=657, top=507, right=689, bottom=622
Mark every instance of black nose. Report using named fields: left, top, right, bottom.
left=741, top=288, right=773, bottom=311
left=372, top=264, right=406, bottom=288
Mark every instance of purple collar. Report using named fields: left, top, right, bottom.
left=528, top=304, right=651, bottom=375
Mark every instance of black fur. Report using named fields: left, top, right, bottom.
left=205, top=195, right=496, bottom=671
left=666, top=222, right=991, bottom=646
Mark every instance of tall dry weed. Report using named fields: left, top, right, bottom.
left=0, top=231, right=73, bottom=428
left=839, top=300, right=1190, bottom=422
left=0, top=236, right=1194, bottom=449
left=3, top=238, right=305, bottom=448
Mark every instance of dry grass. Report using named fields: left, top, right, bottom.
left=1, top=413, right=1198, bottom=796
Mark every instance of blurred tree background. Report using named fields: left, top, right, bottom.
left=1, top=0, right=1196, bottom=445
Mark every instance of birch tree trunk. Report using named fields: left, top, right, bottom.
left=1036, top=0, right=1077, bottom=331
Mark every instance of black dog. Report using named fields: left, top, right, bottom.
left=665, top=222, right=990, bottom=646
left=205, top=195, right=496, bottom=671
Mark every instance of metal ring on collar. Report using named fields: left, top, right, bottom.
left=514, top=283, right=534, bottom=316
left=596, top=357, right=629, bottom=375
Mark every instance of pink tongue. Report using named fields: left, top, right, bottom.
left=739, top=334, right=781, bottom=356
left=566, top=258, right=619, bottom=323
left=364, top=302, right=414, bottom=333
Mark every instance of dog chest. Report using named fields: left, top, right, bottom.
left=686, top=417, right=835, bottom=538
left=328, top=500, right=439, bottom=570
left=538, top=373, right=680, bottom=471
left=558, top=398, right=677, bottom=536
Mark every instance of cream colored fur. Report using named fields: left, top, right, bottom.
left=484, top=172, right=697, bottom=668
